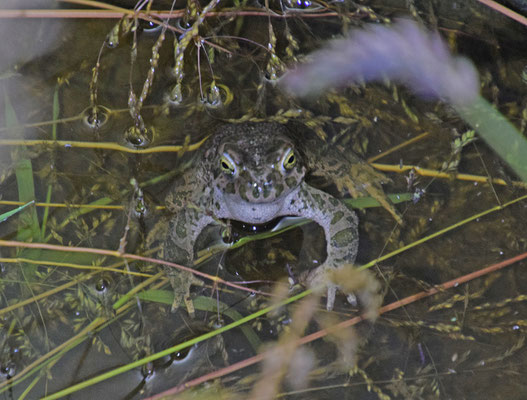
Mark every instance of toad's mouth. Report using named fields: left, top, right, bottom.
left=228, top=216, right=282, bottom=233
left=222, top=216, right=305, bottom=246
left=223, top=197, right=285, bottom=224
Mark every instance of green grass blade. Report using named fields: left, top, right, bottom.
left=0, top=200, right=34, bottom=223
left=344, top=192, right=412, bottom=209
left=4, top=90, right=41, bottom=242
left=41, top=289, right=312, bottom=400
left=13, top=157, right=40, bottom=241
left=41, top=186, right=52, bottom=238
left=138, top=290, right=262, bottom=351
left=456, top=95, right=527, bottom=183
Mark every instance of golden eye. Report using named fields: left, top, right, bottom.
left=220, top=153, right=236, bottom=175
left=282, top=148, right=296, bottom=170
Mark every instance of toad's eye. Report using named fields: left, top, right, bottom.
left=220, top=153, right=236, bottom=175
left=282, top=148, right=296, bottom=170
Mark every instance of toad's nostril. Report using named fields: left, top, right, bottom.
left=252, top=185, right=260, bottom=199
left=263, top=182, right=273, bottom=198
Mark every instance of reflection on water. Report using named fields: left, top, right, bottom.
left=1, top=0, right=527, bottom=398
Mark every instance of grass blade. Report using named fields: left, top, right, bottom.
left=138, top=290, right=262, bottom=351
left=0, top=200, right=34, bottom=223
left=456, top=95, right=527, bottom=182
left=4, top=89, right=41, bottom=242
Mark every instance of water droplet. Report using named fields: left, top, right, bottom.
left=284, top=0, right=322, bottom=11
left=0, top=362, right=16, bottom=377
left=105, top=22, right=121, bottom=48
left=139, top=19, right=161, bottom=33
left=95, top=278, right=111, bottom=293
left=124, top=126, right=153, bottom=148
left=82, top=106, right=110, bottom=129
left=142, top=362, right=155, bottom=378
left=204, top=84, right=222, bottom=108
left=167, top=83, right=183, bottom=105
left=134, top=199, right=147, bottom=217
left=175, top=18, right=192, bottom=31
left=172, top=347, right=192, bottom=361
left=201, top=83, right=232, bottom=108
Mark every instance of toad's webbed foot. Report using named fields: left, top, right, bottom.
left=301, top=263, right=382, bottom=319
left=168, top=270, right=204, bottom=317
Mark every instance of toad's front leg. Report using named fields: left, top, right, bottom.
left=163, top=209, right=214, bottom=316
left=282, top=183, right=359, bottom=310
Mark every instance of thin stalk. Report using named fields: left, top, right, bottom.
left=372, top=162, right=527, bottom=188
left=0, top=272, right=166, bottom=394
left=40, top=288, right=312, bottom=400
left=0, top=240, right=269, bottom=297
left=0, top=136, right=209, bottom=153
left=149, top=248, right=527, bottom=398
left=477, top=0, right=527, bottom=26
left=359, top=194, right=527, bottom=270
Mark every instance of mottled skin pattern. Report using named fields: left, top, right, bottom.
left=163, top=122, right=394, bottom=312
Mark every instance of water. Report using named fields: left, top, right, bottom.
left=1, top=1, right=527, bottom=399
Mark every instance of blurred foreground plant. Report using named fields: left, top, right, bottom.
left=281, top=19, right=527, bottom=182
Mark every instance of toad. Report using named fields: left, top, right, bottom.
left=162, top=122, right=399, bottom=312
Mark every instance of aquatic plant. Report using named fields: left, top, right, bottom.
left=1, top=1, right=527, bottom=399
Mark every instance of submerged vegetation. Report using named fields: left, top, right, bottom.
left=1, top=0, right=527, bottom=399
